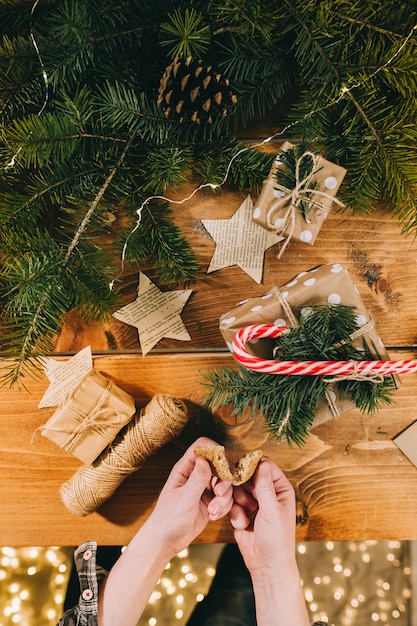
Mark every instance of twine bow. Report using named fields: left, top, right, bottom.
left=266, top=151, right=345, bottom=258
left=33, top=377, right=134, bottom=457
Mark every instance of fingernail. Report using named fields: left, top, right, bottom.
left=195, top=458, right=207, bottom=474
left=216, top=483, right=228, bottom=496
left=209, top=505, right=221, bottom=519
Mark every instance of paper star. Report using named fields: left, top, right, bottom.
left=38, top=345, right=93, bottom=408
left=113, top=272, right=193, bottom=355
left=202, top=195, right=282, bottom=283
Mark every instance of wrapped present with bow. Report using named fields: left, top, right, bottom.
left=252, top=142, right=347, bottom=257
left=35, top=369, right=136, bottom=464
left=213, top=263, right=401, bottom=441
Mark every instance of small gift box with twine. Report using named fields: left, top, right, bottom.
left=36, top=369, right=136, bottom=464
left=252, top=142, right=347, bottom=257
left=219, top=263, right=399, bottom=427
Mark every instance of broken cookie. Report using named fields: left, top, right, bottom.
left=194, top=444, right=263, bottom=486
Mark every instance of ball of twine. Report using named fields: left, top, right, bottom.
left=60, top=394, right=188, bottom=516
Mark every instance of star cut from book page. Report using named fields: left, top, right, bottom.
left=38, top=345, right=93, bottom=408
left=201, top=194, right=282, bottom=284
left=112, top=272, right=193, bottom=355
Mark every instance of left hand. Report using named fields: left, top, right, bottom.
left=148, top=437, right=233, bottom=557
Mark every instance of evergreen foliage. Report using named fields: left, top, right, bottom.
left=202, top=305, right=397, bottom=447
left=0, top=1, right=416, bottom=383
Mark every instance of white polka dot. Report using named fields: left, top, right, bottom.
left=286, top=280, right=297, bottom=287
left=303, top=277, right=316, bottom=287
left=253, top=207, right=261, bottom=219
left=327, top=390, right=337, bottom=402
left=355, top=315, right=367, bottom=327
left=300, top=230, right=313, bottom=242
left=237, top=299, right=248, bottom=305
left=274, top=318, right=287, bottom=327
left=328, top=293, right=341, bottom=304
left=300, top=306, right=313, bottom=318
left=324, top=176, right=338, bottom=189
left=222, top=317, right=236, bottom=325
left=281, top=290, right=289, bottom=298
left=251, top=305, right=263, bottom=312
left=274, top=217, right=285, bottom=228
left=296, top=272, right=307, bottom=278
left=261, top=292, right=273, bottom=299
left=226, top=341, right=234, bottom=352
left=273, top=188, right=286, bottom=199
left=331, top=264, right=344, bottom=273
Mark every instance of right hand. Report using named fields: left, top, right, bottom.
left=229, top=457, right=297, bottom=577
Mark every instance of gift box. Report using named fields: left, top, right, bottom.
left=252, top=142, right=346, bottom=251
left=37, top=369, right=136, bottom=464
left=219, top=263, right=399, bottom=427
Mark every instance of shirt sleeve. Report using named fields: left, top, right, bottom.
left=56, top=541, right=108, bottom=626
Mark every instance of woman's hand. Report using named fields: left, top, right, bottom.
left=228, top=457, right=310, bottom=626
left=229, top=457, right=297, bottom=575
left=148, top=437, right=233, bottom=558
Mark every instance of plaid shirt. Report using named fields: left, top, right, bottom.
left=57, top=541, right=108, bottom=626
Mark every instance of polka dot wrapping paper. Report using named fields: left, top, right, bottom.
left=219, top=263, right=400, bottom=428
left=252, top=141, right=347, bottom=248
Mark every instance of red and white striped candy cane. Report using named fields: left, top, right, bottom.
left=232, top=324, right=417, bottom=377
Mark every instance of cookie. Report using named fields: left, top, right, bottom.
left=194, top=445, right=263, bottom=486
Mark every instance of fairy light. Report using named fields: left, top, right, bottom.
left=5, top=0, right=50, bottom=170
left=5, top=4, right=415, bottom=286
left=1, top=12, right=416, bottom=626
left=0, top=540, right=413, bottom=625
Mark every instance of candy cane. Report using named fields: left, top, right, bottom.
left=232, top=324, right=417, bottom=377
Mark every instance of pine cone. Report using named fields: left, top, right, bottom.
left=157, top=56, right=238, bottom=124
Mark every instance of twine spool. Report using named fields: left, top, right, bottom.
left=60, top=394, right=188, bottom=516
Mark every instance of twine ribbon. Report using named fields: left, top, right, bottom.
left=265, top=151, right=345, bottom=258
left=33, top=378, right=130, bottom=454
left=232, top=324, right=417, bottom=379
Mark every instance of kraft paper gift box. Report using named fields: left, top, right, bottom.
left=38, top=369, right=136, bottom=464
left=219, top=263, right=399, bottom=427
left=252, top=141, right=347, bottom=249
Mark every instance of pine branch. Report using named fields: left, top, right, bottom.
left=202, top=305, right=396, bottom=446
left=123, top=201, right=199, bottom=284
left=1, top=0, right=417, bottom=383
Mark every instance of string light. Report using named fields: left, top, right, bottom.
left=111, top=19, right=417, bottom=286
left=1, top=541, right=412, bottom=625
left=5, top=0, right=50, bottom=170
left=1, top=11, right=416, bottom=626
left=5, top=5, right=416, bottom=283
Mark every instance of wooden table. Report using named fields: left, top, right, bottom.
left=2, top=152, right=417, bottom=546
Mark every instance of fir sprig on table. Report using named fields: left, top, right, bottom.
left=202, top=305, right=396, bottom=447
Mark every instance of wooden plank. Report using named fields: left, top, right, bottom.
left=54, top=194, right=417, bottom=354
left=1, top=351, right=417, bottom=546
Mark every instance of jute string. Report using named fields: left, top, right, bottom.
left=33, top=378, right=123, bottom=454
left=265, top=152, right=345, bottom=258
left=60, top=394, right=188, bottom=516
